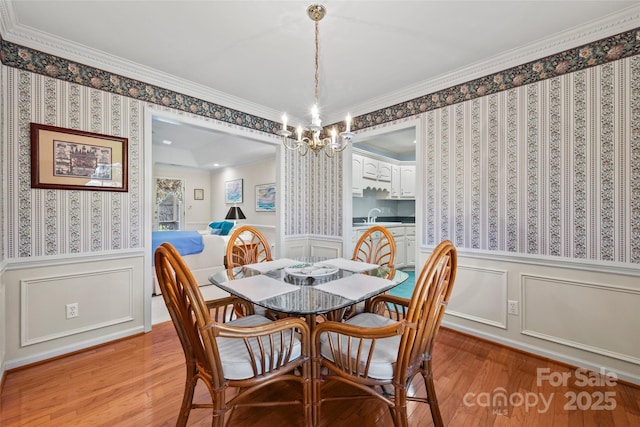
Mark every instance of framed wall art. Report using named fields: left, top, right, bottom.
left=255, top=183, right=276, bottom=212
left=194, top=188, right=204, bottom=200
left=30, top=123, right=128, bottom=192
left=225, top=178, right=243, bottom=204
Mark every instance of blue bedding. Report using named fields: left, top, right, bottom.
left=152, top=231, right=204, bottom=259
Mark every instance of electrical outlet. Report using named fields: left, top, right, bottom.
left=507, top=300, right=519, bottom=315
left=66, top=303, right=79, bottom=319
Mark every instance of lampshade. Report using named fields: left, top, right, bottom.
left=225, top=206, right=246, bottom=220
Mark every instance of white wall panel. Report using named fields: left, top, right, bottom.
left=21, top=267, right=134, bottom=346
left=522, top=274, right=640, bottom=364
left=447, top=265, right=508, bottom=329
left=309, top=241, right=341, bottom=259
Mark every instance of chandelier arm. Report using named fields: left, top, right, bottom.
left=300, top=140, right=310, bottom=156
left=331, top=137, right=350, bottom=153
left=281, top=136, right=302, bottom=151
left=323, top=146, right=335, bottom=158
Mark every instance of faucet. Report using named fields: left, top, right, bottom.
left=367, top=208, right=381, bottom=224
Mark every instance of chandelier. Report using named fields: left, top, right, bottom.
left=278, top=4, right=354, bottom=157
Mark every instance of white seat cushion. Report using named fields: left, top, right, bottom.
left=216, top=314, right=302, bottom=380
left=319, top=312, right=400, bottom=380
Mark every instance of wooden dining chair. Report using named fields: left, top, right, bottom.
left=344, top=225, right=396, bottom=318
left=155, top=242, right=311, bottom=427
left=312, top=240, right=457, bottom=427
left=352, top=225, right=396, bottom=279
left=225, top=225, right=283, bottom=319
left=225, top=225, right=273, bottom=268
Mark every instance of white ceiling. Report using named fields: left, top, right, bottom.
left=2, top=0, right=638, bottom=168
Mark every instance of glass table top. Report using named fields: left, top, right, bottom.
left=208, top=261, right=409, bottom=316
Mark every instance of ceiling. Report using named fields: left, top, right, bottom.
left=2, top=1, right=638, bottom=168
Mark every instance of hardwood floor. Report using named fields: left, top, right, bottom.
left=1, top=322, right=638, bottom=426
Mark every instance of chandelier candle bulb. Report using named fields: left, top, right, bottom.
left=281, top=114, right=288, bottom=131
left=311, top=104, right=320, bottom=127
left=331, top=128, right=336, bottom=146
left=346, top=114, right=351, bottom=132
left=297, top=126, right=302, bottom=142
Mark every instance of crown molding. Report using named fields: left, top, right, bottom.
left=337, top=4, right=640, bottom=124
left=0, top=0, right=283, bottom=123
left=2, top=1, right=639, bottom=126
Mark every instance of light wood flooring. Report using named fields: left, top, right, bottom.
left=1, top=321, right=638, bottom=426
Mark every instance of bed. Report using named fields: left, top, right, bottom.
left=152, top=230, right=231, bottom=294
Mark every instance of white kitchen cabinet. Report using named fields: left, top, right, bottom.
left=391, top=227, right=406, bottom=268
left=352, top=154, right=364, bottom=197
left=400, top=165, right=416, bottom=198
left=362, top=157, right=379, bottom=180
left=391, top=164, right=401, bottom=198
left=377, top=161, right=392, bottom=182
left=405, top=226, right=416, bottom=266
left=362, top=157, right=392, bottom=182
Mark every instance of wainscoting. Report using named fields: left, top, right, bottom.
left=432, top=249, right=640, bottom=385
left=2, top=251, right=145, bottom=370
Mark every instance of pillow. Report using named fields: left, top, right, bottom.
left=208, top=221, right=235, bottom=236
left=210, top=228, right=222, bottom=235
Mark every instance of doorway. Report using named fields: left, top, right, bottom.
left=345, top=118, right=421, bottom=293
left=143, top=107, right=281, bottom=328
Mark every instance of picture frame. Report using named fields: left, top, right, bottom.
left=255, top=183, right=276, bottom=212
left=194, top=188, right=204, bottom=200
left=225, top=178, right=243, bottom=204
left=30, top=123, right=128, bottom=192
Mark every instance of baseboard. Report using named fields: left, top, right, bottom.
left=441, top=321, right=640, bottom=386
left=0, top=356, right=5, bottom=395
left=3, top=326, right=145, bottom=371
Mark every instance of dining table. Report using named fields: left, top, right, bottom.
left=208, top=257, right=409, bottom=328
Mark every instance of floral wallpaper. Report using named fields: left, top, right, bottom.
left=3, top=68, right=143, bottom=257
left=422, top=56, right=639, bottom=264
left=0, top=23, right=639, bottom=258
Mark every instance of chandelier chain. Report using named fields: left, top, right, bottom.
left=314, top=20, right=319, bottom=105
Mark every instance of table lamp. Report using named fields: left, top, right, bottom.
left=225, top=206, right=246, bottom=225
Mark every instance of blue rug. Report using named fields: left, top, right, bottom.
left=390, top=269, right=415, bottom=299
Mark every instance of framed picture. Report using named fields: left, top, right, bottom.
left=255, top=183, right=276, bottom=212
left=194, top=188, right=204, bottom=200
left=30, top=123, right=128, bottom=192
left=225, top=178, right=243, bottom=204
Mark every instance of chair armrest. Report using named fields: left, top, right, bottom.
left=205, top=317, right=311, bottom=374
left=366, top=294, right=410, bottom=321
left=312, top=320, right=407, bottom=380
left=313, top=319, right=405, bottom=341
left=206, top=295, right=255, bottom=322
left=214, top=316, right=310, bottom=340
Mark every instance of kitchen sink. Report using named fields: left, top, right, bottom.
left=353, top=221, right=404, bottom=227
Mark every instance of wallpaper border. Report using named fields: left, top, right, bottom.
left=1, top=27, right=639, bottom=135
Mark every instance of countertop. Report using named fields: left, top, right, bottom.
left=352, top=222, right=415, bottom=229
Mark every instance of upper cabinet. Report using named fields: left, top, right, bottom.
left=359, top=156, right=391, bottom=192
left=400, top=165, right=416, bottom=198
left=391, top=164, right=401, bottom=198
left=352, top=154, right=364, bottom=197
left=362, top=157, right=391, bottom=182
left=362, top=156, right=378, bottom=180
left=352, top=149, right=415, bottom=199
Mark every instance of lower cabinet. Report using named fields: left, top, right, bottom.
left=389, top=227, right=406, bottom=268
left=405, top=227, right=416, bottom=266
